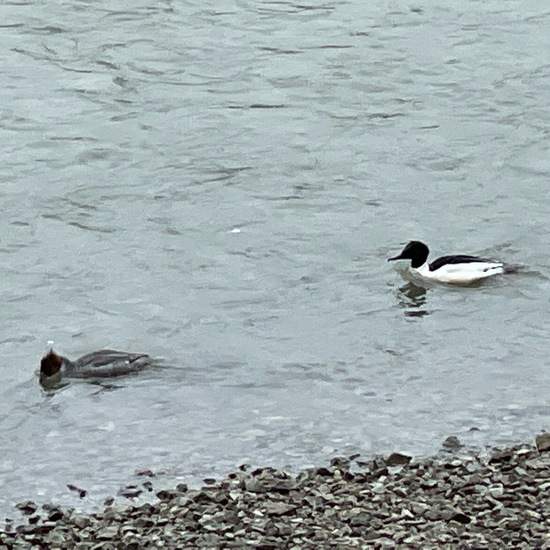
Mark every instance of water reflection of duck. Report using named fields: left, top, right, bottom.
left=399, top=281, right=427, bottom=303
left=388, top=241, right=505, bottom=284
left=397, top=282, right=430, bottom=318
left=40, top=348, right=153, bottom=388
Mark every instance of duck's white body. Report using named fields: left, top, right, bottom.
left=414, top=259, right=504, bottom=284
left=388, top=241, right=505, bottom=285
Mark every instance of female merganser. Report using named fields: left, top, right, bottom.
left=40, top=348, right=153, bottom=388
left=387, top=241, right=505, bottom=284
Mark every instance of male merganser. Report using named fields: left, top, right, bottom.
left=387, top=241, right=505, bottom=284
left=40, top=348, right=153, bottom=388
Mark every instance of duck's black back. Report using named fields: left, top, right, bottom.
left=429, top=255, right=494, bottom=271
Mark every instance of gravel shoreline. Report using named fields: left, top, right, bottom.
left=2, top=434, right=549, bottom=549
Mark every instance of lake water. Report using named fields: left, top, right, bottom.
left=1, top=0, right=549, bottom=518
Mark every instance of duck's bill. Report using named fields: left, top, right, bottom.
left=387, top=253, right=403, bottom=262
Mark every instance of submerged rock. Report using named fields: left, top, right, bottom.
left=15, top=501, right=37, bottom=516
left=442, top=435, right=462, bottom=450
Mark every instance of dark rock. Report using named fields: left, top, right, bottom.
left=330, top=456, right=350, bottom=468
left=449, top=511, right=471, bottom=524
left=349, top=512, right=372, bottom=527
left=535, top=433, right=550, bottom=452
left=156, top=488, right=186, bottom=501
left=489, top=450, right=513, bottom=464
left=47, top=508, right=64, bottom=522
left=135, top=469, right=156, bottom=477
left=442, top=436, right=462, bottom=450
left=67, top=484, right=87, bottom=498
left=15, top=501, right=37, bottom=515
left=386, top=453, right=411, bottom=467
left=119, top=485, right=143, bottom=499
left=142, top=481, right=154, bottom=492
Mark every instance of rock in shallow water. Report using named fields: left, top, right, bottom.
left=442, top=436, right=462, bottom=450
left=15, top=501, right=37, bottom=516
left=535, top=432, right=550, bottom=452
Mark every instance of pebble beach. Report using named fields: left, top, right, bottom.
left=2, top=433, right=549, bottom=549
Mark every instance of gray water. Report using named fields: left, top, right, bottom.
left=1, top=0, right=549, bottom=518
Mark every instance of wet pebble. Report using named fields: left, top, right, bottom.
left=442, top=436, right=462, bottom=450
left=15, top=501, right=37, bottom=516
left=385, top=452, right=412, bottom=467
left=66, top=484, right=87, bottom=498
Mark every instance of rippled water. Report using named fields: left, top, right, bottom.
left=1, top=0, right=549, bottom=518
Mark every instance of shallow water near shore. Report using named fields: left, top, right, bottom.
left=1, top=1, right=550, bottom=517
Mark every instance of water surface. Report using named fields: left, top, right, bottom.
left=1, top=0, right=550, bottom=517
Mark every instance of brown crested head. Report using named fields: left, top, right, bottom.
left=40, top=350, right=64, bottom=380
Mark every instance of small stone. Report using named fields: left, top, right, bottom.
left=535, top=433, right=550, bottom=452
left=135, top=469, right=155, bottom=477
left=330, top=456, right=350, bottom=468
left=489, top=450, right=513, bottom=464
left=46, top=531, right=66, bottom=545
left=449, top=511, right=471, bottom=524
left=47, top=508, right=64, bottom=522
left=15, top=502, right=37, bottom=515
left=442, top=436, right=462, bottom=450
left=350, top=513, right=372, bottom=527
left=410, top=502, right=430, bottom=516
left=263, top=502, right=297, bottom=516
left=119, top=485, right=143, bottom=499
left=386, top=453, right=412, bottom=467
left=67, top=484, right=87, bottom=498
left=420, top=479, right=439, bottom=489
left=142, top=481, right=154, bottom=492
left=525, top=457, right=550, bottom=470
left=156, top=488, right=185, bottom=501
left=488, top=484, right=505, bottom=498
left=72, top=515, right=91, bottom=529
left=97, top=525, right=119, bottom=540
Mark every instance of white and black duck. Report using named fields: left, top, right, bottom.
left=388, top=241, right=505, bottom=284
